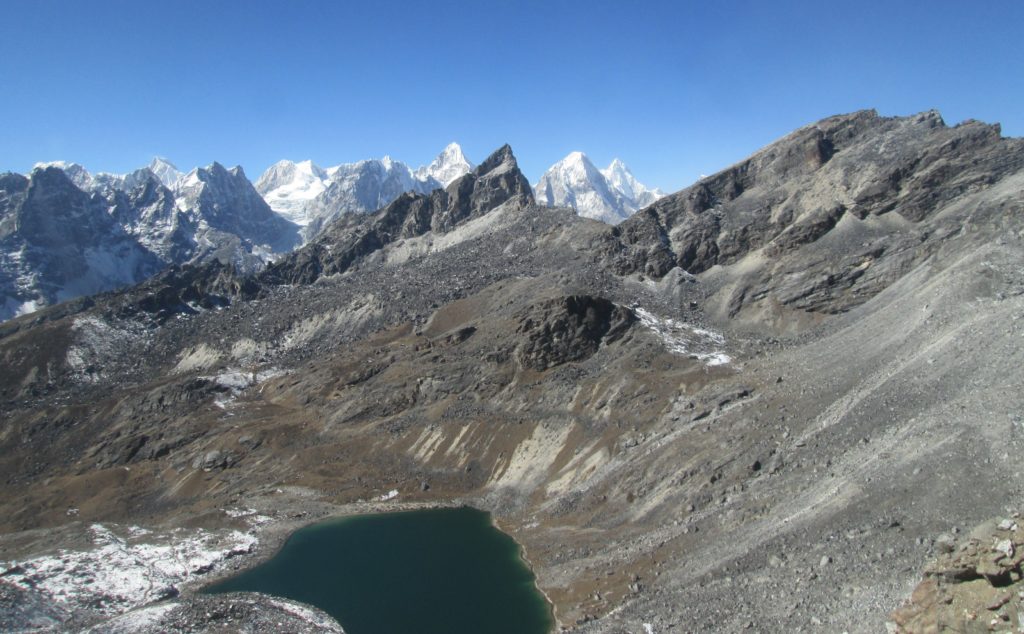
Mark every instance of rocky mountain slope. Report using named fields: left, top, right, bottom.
left=535, top=151, right=665, bottom=223
left=173, top=162, right=301, bottom=259
left=0, top=110, right=1022, bottom=633
left=0, top=160, right=300, bottom=321
left=0, top=167, right=165, bottom=320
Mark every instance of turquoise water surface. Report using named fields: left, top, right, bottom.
left=204, top=506, right=553, bottom=634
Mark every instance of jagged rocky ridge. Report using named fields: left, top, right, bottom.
left=0, top=111, right=1022, bottom=634
left=601, top=110, right=1024, bottom=323
left=14, top=144, right=533, bottom=327
left=0, top=160, right=300, bottom=321
left=0, top=167, right=165, bottom=320
left=262, top=144, right=533, bottom=285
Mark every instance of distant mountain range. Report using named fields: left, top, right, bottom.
left=0, top=144, right=663, bottom=320
left=254, top=143, right=663, bottom=232
left=1, top=160, right=299, bottom=320
left=253, top=145, right=472, bottom=241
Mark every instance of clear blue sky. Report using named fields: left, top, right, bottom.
left=1, top=0, right=1021, bottom=192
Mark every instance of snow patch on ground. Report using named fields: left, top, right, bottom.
left=251, top=243, right=279, bottom=264
left=632, top=306, right=731, bottom=366
left=203, top=366, right=287, bottom=409
left=205, top=367, right=286, bottom=391
left=14, top=299, right=41, bottom=317
left=378, top=489, right=399, bottom=501
left=223, top=508, right=274, bottom=527
left=0, top=523, right=257, bottom=617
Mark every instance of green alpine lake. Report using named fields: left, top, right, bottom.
left=204, top=506, right=554, bottom=634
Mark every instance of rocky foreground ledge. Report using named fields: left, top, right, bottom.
left=890, top=513, right=1023, bottom=633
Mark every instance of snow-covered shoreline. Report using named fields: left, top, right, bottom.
left=0, top=522, right=257, bottom=617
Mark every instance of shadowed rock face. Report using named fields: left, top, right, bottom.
left=516, top=296, right=636, bottom=371
left=115, top=260, right=261, bottom=323
left=0, top=168, right=165, bottom=318
left=0, top=160, right=305, bottom=321
left=0, top=115, right=1022, bottom=634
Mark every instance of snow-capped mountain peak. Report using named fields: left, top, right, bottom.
left=33, top=161, right=94, bottom=190
left=534, top=153, right=665, bottom=224
left=295, top=159, right=327, bottom=179
left=601, top=158, right=638, bottom=198
left=299, top=154, right=444, bottom=239
left=556, top=151, right=604, bottom=182
left=415, top=142, right=474, bottom=187
left=601, top=158, right=665, bottom=208
left=148, top=157, right=184, bottom=189
left=174, top=161, right=301, bottom=256
left=252, top=142, right=474, bottom=239
left=32, top=158, right=185, bottom=194
left=253, top=159, right=331, bottom=227
left=2, top=155, right=303, bottom=321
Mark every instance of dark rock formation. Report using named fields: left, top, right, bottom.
left=114, top=260, right=260, bottom=323
left=515, top=296, right=635, bottom=370
left=0, top=167, right=164, bottom=319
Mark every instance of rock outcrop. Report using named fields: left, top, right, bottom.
left=891, top=514, right=1023, bottom=632
left=515, top=296, right=635, bottom=370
